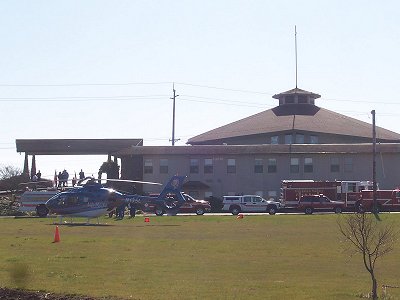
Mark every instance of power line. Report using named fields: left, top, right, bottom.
left=0, top=95, right=169, bottom=102
left=0, top=81, right=172, bottom=87
left=175, top=82, right=275, bottom=95
left=179, top=96, right=268, bottom=108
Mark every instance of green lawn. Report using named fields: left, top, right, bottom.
left=0, top=214, right=399, bottom=299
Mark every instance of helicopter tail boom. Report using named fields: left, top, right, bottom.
left=158, top=176, right=186, bottom=200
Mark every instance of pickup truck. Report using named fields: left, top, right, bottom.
left=222, top=195, right=282, bottom=215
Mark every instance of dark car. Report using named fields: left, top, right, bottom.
left=297, top=194, right=345, bottom=214
left=143, top=193, right=211, bottom=216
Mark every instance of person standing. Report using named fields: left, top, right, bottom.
left=129, top=203, right=136, bottom=218
left=79, top=169, right=85, bottom=180
left=116, top=204, right=125, bottom=219
left=54, top=171, right=58, bottom=187
left=57, top=172, right=62, bottom=187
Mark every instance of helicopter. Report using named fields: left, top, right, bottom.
left=45, top=175, right=187, bottom=223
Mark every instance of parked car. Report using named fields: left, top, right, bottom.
left=143, top=193, right=211, bottom=216
left=222, top=195, right=282, bottom=215
left=297, top=194, right=345, bottom=214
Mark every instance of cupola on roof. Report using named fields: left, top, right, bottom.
left=272, top=87, right=321, bottom=106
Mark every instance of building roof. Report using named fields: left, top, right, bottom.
left=187, top=104, right=400, bottom=145
left=16, top=139, right=143, bottom=155
left=272, top=87, right=321, bottom=99
left=115, top=143, right=400, bottom=156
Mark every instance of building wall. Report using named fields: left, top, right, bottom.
left=124, top=150, right=400, bottom=200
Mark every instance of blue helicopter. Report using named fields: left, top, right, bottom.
left=45, top=175, right=187, bottom=223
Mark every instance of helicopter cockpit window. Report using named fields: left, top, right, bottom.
left=60, top=195, right=79, bottom=206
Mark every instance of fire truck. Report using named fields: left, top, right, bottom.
left=280, top=180, right=373, bottom=209
left=356, top=189, right=400, bottom=212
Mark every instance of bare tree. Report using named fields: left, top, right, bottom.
left=338, top=213, right=397, bottom=299
left=0, top=165, right=28, bottom=192
left=0, top=165, right=22, bottom=180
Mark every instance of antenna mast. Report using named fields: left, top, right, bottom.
left=295, top=25, right=298, bottom=88
left=170, top=83, right=180, bottom=146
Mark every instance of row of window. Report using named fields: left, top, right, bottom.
left=270, top=134, right=318, bottom=145
left=143, top=157, right=353, bottom=174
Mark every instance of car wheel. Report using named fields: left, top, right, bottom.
left=36, top=204, right=49, bottom=218
left=230, top=206, right=240, bottom=215
left=334, top=206, right=342, bottom=214
left=155, top=207, right=164, bottom=216
left=304, top=207, right=313, bottom=215
left=267, top=205, right=277, bottom=215
left=195, top=207, right=205, bottom=215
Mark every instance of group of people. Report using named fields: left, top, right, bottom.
left=112, top=202, right=137, bottom=219
left=56, top=170, right=69, bottom=187
left=31, top=170, right=42, bottom=182
left=53, top=169, right=86, bottom=188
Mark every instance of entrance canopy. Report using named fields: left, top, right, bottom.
left=16, top=139, right=143, bottom=155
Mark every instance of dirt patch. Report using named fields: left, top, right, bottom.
left=0, top=287, right=121, bottom=300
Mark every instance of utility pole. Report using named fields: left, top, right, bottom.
left=295, top=25, right=298, bottom=88
left=170, top=84, right=179, bottom=146
left=372, top=110, right=377, bottom=213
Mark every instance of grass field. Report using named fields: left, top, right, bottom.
left=0, top=214, right=399, bottom=299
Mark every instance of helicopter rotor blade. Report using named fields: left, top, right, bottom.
left=99, top=179, right=162, bottom=185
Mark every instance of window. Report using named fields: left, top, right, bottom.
left=344, top=157, right=353, bottom=172
left=144, top=159, right=153, bottom=174
left=243, top=196, right=252, bottom=203
left=304, top=158, right=313, bottom=173
left=254, top=159, right=263, bottom=173
left=253, top=196, right=262, bottom=202
left=295, top=134, right=304, bottom=144
left=285, top=134, right=293, bottom=144
left=347, top=182, right=357, bottom=192
left=227, top=159, right=236, bottom=174
left=330, top=158, right=340, bottom=172
left=204, top=158, right=213, bottom=174
left=271, top=136, right=279, bottom=144
left=267, top=158, right=277, bottom=173
left=290, top=158, right=299, bottom=173
left=160, top=159, right=168, bottom=174
left=285, top=95, right=295, bottom=104
left=310, top=135, right=319, bottom=144
left=190, top=159, right=199, bottom=174
left=298, top=95, right=307, bottom=104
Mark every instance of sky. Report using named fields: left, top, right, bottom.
left=0, top=0, right=399, bottom=180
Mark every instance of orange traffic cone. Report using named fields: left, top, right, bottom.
left=53, top=226, right=60, bottom=243
left=144, top=217, right=150, bottom=223
left=236, top=214, right=244, bottom=219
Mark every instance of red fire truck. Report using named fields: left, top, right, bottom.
left=356, top=189, right=400, bottom=212
left=280, top=180, right=373, bottom=209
